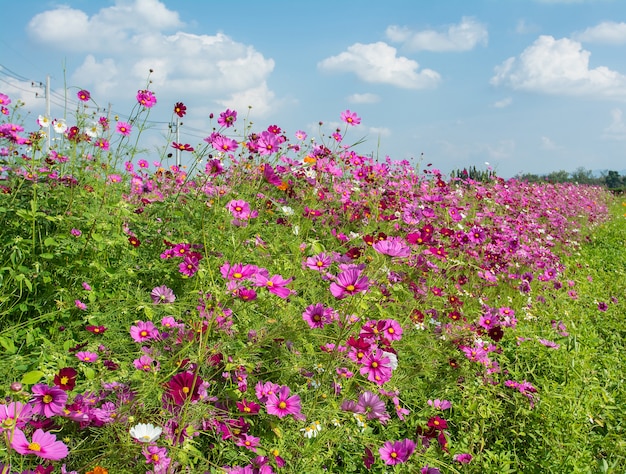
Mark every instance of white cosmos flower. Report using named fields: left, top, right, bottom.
left=37, top=115, right=50, bottom=128
left=85, top=121, right=103, bottom=138
left=129, top=423, right=162, bottom=443
left=52, top=119, right=67, bottom=134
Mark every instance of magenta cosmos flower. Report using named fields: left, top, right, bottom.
left=379, top=438, right=415, bottom=465
left=130, top=320, right=159, bottom=342
left=137, top=89, right=157, bottom=108
left=330, top=268, right=370, bottom=299
left=11, top=428, right=68, bottom=460
left=302, top=303, right=336, bottom=329
left=217, top=109, right=237, bottom=128
left=75, top=351, right=98, bottom=363
left=31, top=384, right=68, bottom=418
left=265, top=385, right=304, bottom=420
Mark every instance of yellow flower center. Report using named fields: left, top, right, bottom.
left=346, top=284, right=355, bottom=292
left=28, top=442, right=41, bottom=452
left=43, top=394, right=53, bottom=404
left=278, top=401, right=287, bottom=409
left=182, top=387, right=190, bottom=394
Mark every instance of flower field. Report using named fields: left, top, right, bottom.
left=0, top=85, right=625, bottom=473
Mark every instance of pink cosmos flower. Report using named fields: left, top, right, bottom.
left=31, top=384, right=68, bottom=418
left=359, top=349, right=393, bottom=385
left=372, top=236, right=411, bottom=257
left=256, top=131, right=280, bottom=155
left=454, top=453, right=473, bottom=464
left=130, top=320, right=159, bottom=342
left=76, top=351, right=98, bottom=362
left=254, top=272, right=293, bottom=299
left=94, top=138, right=109, bottom=150
left=151, top=285, right=176, bottom=304
left=235, top=433, right=260, bottom=452
left=427, top=399, right=452, bottom=410
left=11, top=428, right=68, bottom=460
left=355, top=391, right=390, bottom=423
left=255, top=380, right=281, bottom=403
left=295, top=130, right=307, bottom=140
left=330, top=269, right=370, bottom=299
left=0, top=401, right=33, bottom=431
left=74, top=300, right=87, bottom=310
left=211, top=134, right=238, bottom=152
left=220, top=262, right=258, bottom=281
left=379, top=438, right=415, bottom=465
left=116, top=121, right=132, bottom=136
left=265, top=385, right=304, bottom=420
left=304, top=252, right=334, bottom=272
left=340, top=109, right=361, bottom=126
left=226, top=200, right=254, bottom=220
left=134, top=355, right=159, bottom=372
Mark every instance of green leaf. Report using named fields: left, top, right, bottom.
left=40, top=253, right=55, bottom=260
left=0, top=336, right=16, bottom=354
left=83, top=367, right=95, bottom=380
left=21, top=370, right=45, bottom=385
left=44, top=237, right=58, bottom=247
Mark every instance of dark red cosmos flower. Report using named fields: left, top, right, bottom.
left=171, top=142, right=194, bottom=152
left=86, top=325, right=107, bottom=335
left=163, top=371, right=204, bottom=408
left=174, top=102, right=187, bottom=118
left=54, top=367, right=78, bottom=391
left=128, top=236, right=141, bottom=247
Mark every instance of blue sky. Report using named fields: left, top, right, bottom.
left=2, top=0, right=626, bottom=178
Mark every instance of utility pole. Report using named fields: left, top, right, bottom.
left=45, top=75, right=50, bottom=152
left=33, top=75, right=51, bottom=152
left=170, top=117, right=181, bottom=167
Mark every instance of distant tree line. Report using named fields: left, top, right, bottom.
left=450, top=166, right=626, bottom=192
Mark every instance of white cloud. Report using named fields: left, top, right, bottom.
left=385, top=17, right=488, bottom=52
left=515, top=19, right=540, bottom=35
left=318, top=42, right=441, bottom=89
left=602, top=108, right=626, bottom=140
left=574, top=21, right=626, bottom=44
left=25, top=1, right=278, bottom=119
left=27, top=0, right=183, bottom=51
left=490, top=35, right=626, bottom=99
left=368, top=126, right=391, bottom=138
left=347, top=93, right=380, bottom=104
left=493, top=97, right=513, bottom=108
left=540, top=136, right=562, bottom=150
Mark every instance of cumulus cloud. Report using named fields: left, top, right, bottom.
left=26, top=0, right=278, bottom=118
left=574, top=21, right=626, bottom=44
left=490, top=35, right=626, bottom=99
left=318, top=42, right=441, bottom=89
left=602, top=108, right=626, bottom=140
left=27, top=0, right=183, bottom=51
left=385, top=17, right=488, bottom=52
left=347, top=93, right=380, bottom=104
